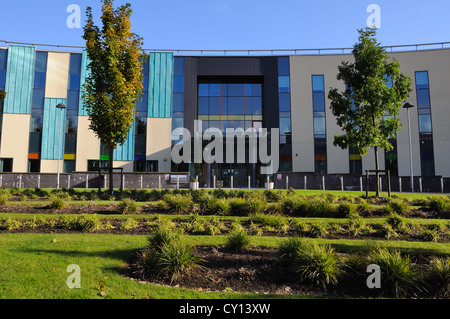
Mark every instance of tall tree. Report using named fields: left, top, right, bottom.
left=82, top=0, right=146, bottom=193
left=328, top=27, right=412, bottom=197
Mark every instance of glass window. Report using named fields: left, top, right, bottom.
left=69, top=54, right=82, bottom=73
left=34, top=52, right=47, bottom=73
left=65, top=115, right=78, bottom=134
left=28, top=132, right=41, bottom=153
left=33, top=72, right=46, bottom=89
left=220, top=120, right=228, bottom=133
left=280, top=118, right=291, bottom=135
left=173, top=76, right=184, bottom=93
left=172, top=117, right=183, bottom=131
left=252, top=97, right=262, bottom=115
left=228, top=97, right=244, bottom=114
left=421, top=159, right=434, bottom=177
left=198, top=96, right=209, bottom=114
left=66, top=90, right=79, bottom=110
left=64, top=134, right=77, bottom=154
left=312, top=75, right=324, bottom=92
left=244, top=97, right=252, bottom=115
left=142, top=75, right=148, bottom=92
left=228, top=120, right=244, bottom=130
left=30, top=114, right=43, bottom=133
left=63, top=160, right=76, bottom=173
left=279, top=93, right=290, bottom=112
left=415, top=71, right=429, bottom=89
left=209, top=84, right=220, bottom=96
left=0, top=50, right=7, bottom=70
left=209, top=97, right=220, bottom=114
left=135, top=117, right=147, bottom=135
left=252, top=84, right=262, bottom=96
left=208, top=121, right=220, bottom=130
left=174, top=57, right=185, bottom=76
left=416, top=89, right=430, bottom=109
left=0, top=158, right=13, bottom=173
left=313, top=92, right=325, bottom=111
left=28, top=159, right=40, bottom=173
left=228, top=84, right=244, bottom=96
left=419, top=114, right=432, bottom=133
left=244, top=84, right=252, bottom=97
left=172, top=111, right=184, bottom=118
left=68, top=73, right=80, bottom=91
left=173, top=93, right=184, bottom=112
left=0, top=70, right=5, bottom=87
left=278, top=57, right=290, bottom=76
left=198, top=84, right=209, bottom=96
left=278, top=76, right=290, bottom=93
left=314, top=117, right=326, bottom=136
left=134, top=135, right=146, bottom=155
left=220, top=96, right=228, bottom=114
left=220, top=83, right=228, bottom=96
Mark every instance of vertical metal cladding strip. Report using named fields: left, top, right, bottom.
left=113, top=120, right=135, bottom=161
left=147, top=52, right=174, bottom=118
left=41, top=98, right=67, bottom=160
left=4, top=45, right=35, bottom=114
left=78, top=50, right=90, bottom=116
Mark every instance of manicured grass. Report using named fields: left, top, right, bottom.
left=1, top=232, right=449, bottom=299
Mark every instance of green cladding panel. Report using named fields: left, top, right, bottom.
left=148, top=52, right=173, bottom=118
left=113, top=120, right=135, bottom=161
left=78, top=50, right=91, bottom=116
left=3, top=45, right=36, bottom=114
left=41, top=98, right=67, bottom=160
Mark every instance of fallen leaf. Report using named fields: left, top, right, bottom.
left=98, top=284, right=105, bottom=290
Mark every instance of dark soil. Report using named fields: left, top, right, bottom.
left=122, top=246, right=372, bottom=298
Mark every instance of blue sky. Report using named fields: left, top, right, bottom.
left=0, top=0, right=449, bottom=50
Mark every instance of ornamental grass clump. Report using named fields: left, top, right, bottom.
left=136, top=227, right=203, bottom=283
left=424, top=256, right=450, bottom=298
left=163, top=194, right=194, bottom=214
left=225, top=228, right=251, bottom=253
left=117, top=198, right=141, bottom=214
left=367, top=247, right=418, bottom=297
left=294, top=241, right=342, bottom=289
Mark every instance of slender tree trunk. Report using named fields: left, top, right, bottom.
left=374, top=146, right=380, bottom=197
left=109, top=147, right=114, bottom=195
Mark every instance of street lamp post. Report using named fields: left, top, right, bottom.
left=56, top=103, right=67, bottom=189
left=403, top=102, right=415, bottom=193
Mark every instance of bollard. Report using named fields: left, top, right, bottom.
left=286, top=175, right=289, bottom=189
left=441, top=177, right=444, bottom=193
left=248, top=175, right=251, bottom=190
left=419, top=177, right=422, bottom=193
left=213, top=175, right=216, bottom=189
left=399, top=177, right=402, bottom=193
left=322, top=175, right=325, bottom=191
left=304, top=175, right=307, bottom=190
left=159, top=175, right=161, bottom=190
left=340, top=176, right=344, bottom=191
left=177, top=176, right=179, bottom=190
left=231, top=175, right=233, bottom=190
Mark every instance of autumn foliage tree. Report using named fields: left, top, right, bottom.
left=0, top=89, right=6, bottom=101
left=328, top=27, right=412, bottom=197
left=82, top=0, right=146, bottom=193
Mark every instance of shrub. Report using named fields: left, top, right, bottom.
left=227, top=198, right=248, bottom=216
left=336, top=202, right=354, bottom=217
left=294, top=241, right=342, bottom=289
left=226, top=228, right=250, bottom=253
left=355, top=201, right=372, bottom=217
left=248, top=222, right=262, bottom=236
left=305, top=199, right=332, bottom=217
left=209, top=198, right=230, bottom=215
left=419, top=228, right=440, bottom=242
left=136, top=235, right=203, bottom=283
left=385, top=213, right=406, bottom=230
left=309, top=221, right=329, bottom=238
left=424, top=196, right=450, bottom=212
left=117, top=198, right=141, bottom=214
left=0, top=190, right=12, bottom=205
left=120, top=218, right=139, bottom=230
left=347, top=214, right=368, bottom=237
left=367, top=248, right=418, bottom=297
left=50, top=196, right=66, bottom=210
left=425, top=257, right=450, bottom=298
left=1, top=217, right=22, bottom=231
left=148, top=227, right=182, bottom=251
left=281, top=196, right=307, bottom=216
left=277, top=237, right=304, bottom=266
left=388, top=199, right=410, bottom=215
left=163, top=194, right=194, bottom=214
left=63, top=214, right=102, bottom=233
left=379, top=223, right=399, bottom=240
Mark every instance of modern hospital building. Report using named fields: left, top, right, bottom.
left=0, top=41, right=449, bottom=189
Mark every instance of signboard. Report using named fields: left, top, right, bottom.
left=170, top=175, right=188, bottom=184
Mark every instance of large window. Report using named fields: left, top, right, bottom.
left=312, top=75, right=327, bottom=173
left=278, top=57, right=292, bottom=172
left=415, top=71, right=435, bottom=176
left=197, top=80, right=263, bottom=131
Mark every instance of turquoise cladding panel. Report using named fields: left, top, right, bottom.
left=3, top=45, right=36, bottom=114
left=113, top=120, right=135, bottom=161
left=78, top=50, right=91, bottom=116
left=148, top=52, right=173, bottom=118
left=41, top=98, right=67, bottom=160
